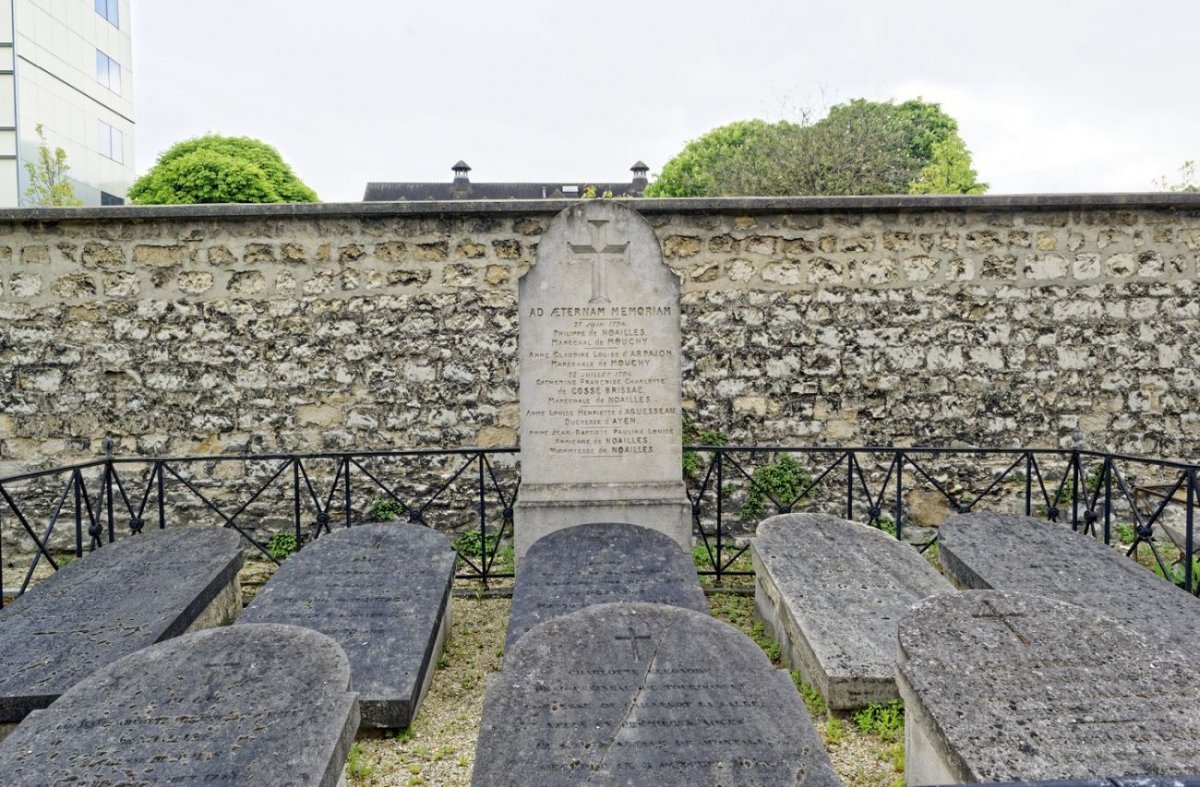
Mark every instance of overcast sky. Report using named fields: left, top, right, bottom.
left=131, top=1, right=1199, bottom=203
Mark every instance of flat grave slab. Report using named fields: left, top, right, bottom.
left=474, top=602, right=839, bottom=786
left=0, top=527, right=243, bottom=723
left=897, top=590, right=1200, bottom=783
left=938, top=512, right=1200, bottom=652
left=504, top=522, right=708, bottom=653
left=753, top=513, right=951, bottom=709
left=237, top=523, right=456, bottom=728
left=0, top=623, right=358, bottom=786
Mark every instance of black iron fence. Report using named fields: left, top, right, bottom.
left=1, top=445, right=1197, bottom=599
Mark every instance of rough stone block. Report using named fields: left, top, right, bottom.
left=0, top=527, right=244, bottom=722
left=0, top=624, right=358, bottom=786
left=238, top=523, right=455, bottom=728
left=753, top=514, right=951, bottom=709
left=938, top=512, right=1200, bottom=653
left=898, top=591, right=1200, bottom=782
left=505, top=522, right=707, bottom=653
left=474, top=603, right=839, bottom=786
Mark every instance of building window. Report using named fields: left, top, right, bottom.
left=94, top=0, right=119, bottom=28
left=98, top=120, right=123, bottom=163
left=100, top=191, right=124, bottom=206
left=96, top=50, right=121, bottom=94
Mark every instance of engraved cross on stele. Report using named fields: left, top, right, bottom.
left=569, top=219, right=629, bottom=305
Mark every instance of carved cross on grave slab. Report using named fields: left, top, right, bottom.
left=971, top=596, right=1033, bottom=645
left=614, top=625, right=653, bottom=660
left=568, top=219, right=628, bottom=304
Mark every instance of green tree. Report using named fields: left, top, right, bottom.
left=648, top=99, right=986, bottom=197
left=909, top=135, right=988, bottom=195
left=644, top=119, right=772, bottom=197
left=24, top=123, right=82, bottom=207
left=128, top=134, right=318, bottom=204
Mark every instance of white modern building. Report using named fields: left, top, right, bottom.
left=0, top=0, right=134, bottom=206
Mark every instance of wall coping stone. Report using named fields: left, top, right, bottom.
left=0, top=192, right=1198, bottom=223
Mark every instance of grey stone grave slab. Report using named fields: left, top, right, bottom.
left=515, top=200, right=690, bottom=557
left=753, top=513, right=952, bottom=710
left=237, top=523, right=455, bottom=728
left=0, top=527, right=243, bottom=724
left=474, top=602, right=839, bottom=786
left=939, top=512, right=1200, bottom=652
left=505, top=522, right=708, bottom=653
left=897, top=590, right=1200, bottom=783
left=0, top=623, right=358, bottom=786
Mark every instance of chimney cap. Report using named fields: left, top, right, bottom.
left=631, top=160, right=649, bottom=174
left=452, top=160, right=471, bottom=175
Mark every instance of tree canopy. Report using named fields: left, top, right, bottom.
left=646, top=99, right=987, bottom=197
left=128, top=135, right=318, bottom=205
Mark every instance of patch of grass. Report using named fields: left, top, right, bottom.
left=266, top=531, right=298, bottom=560
left=851, top=701, right=904, bottom=742
left=886, top=742, right=905, bottom=773
left=1114, top=523, right=1136, bottom=544
left=792, top=671, right=827, bottom=717
left=346, top=744, right=372, bottom=779
left=825, top=716, right=844, bottom=745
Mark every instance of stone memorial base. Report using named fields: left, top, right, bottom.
left=514, top=482, right=691, bottom=558
left=184, top=574, right=243, bottom=632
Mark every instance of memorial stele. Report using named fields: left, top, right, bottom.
left=515, top=201, right=690, bottom=557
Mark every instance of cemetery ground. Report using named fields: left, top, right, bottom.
left=1, top=519, right=1184, bottom=786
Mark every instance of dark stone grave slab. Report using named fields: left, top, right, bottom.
left=0, top=527, right=243, bottom=723
left=939, top=512, right=1200, bottom=652
left=753, top=513, right=952, bottom=709
left=897, top=590, right=1200, bottom=782
left=504, top=522, right=707, bottom=653
left=237, top=523, right=456, bottom=728
left=0, top=623, right=358, bottom=786
left=474, top=602, right=839, bottom=786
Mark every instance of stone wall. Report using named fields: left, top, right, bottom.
left=1, top=194, right=1198, bottom=477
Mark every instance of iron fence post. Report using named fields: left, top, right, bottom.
left=1102, top=456, right=1113, bottom=544
left=292, top=458, right=302, bottom=546
left=156, top=461, right=166, bottom=529
left=105, top=459, right=115, bottom=542
left=343, top=456, right=352, bottom=529
left=479, top=453, right=488, bottom=588
left=846, top=452, right=855, bottom=520
left=1070, top=450, right=1080, bottom=532
left=895, top=451, right=904, bottom=542
left=1187, top=468, right=1196, bottom=593
left=74, top=469, right=83, bottom=552
left=716, top=448, right=724, bottom=585
left=1024, top=452, right=1032, bottom=517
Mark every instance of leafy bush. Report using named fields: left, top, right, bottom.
left=682, top=418, right=727, bottom=478
left=740, top=453, right=812, bottom=522
left=368, top=497, right=404, bottom=522
left=267, top=531, right=298, bottom=560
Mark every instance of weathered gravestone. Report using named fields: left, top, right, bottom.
left=897, top=590, right=1200, bottom=783
left=0, top=527, right=243, bottom=725
left=237, top=523, right=456, bottom=728
left=939, top=512, right=1200, bottom=652
left=753, top=513, right=951, bottom=710
left=474, top=602, right=840, bottom=786
left=505, top=522, right=708, bottom=653
left=0, top=623, right=359, bottom=786
left=515, top=200, right=690, bottom=558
